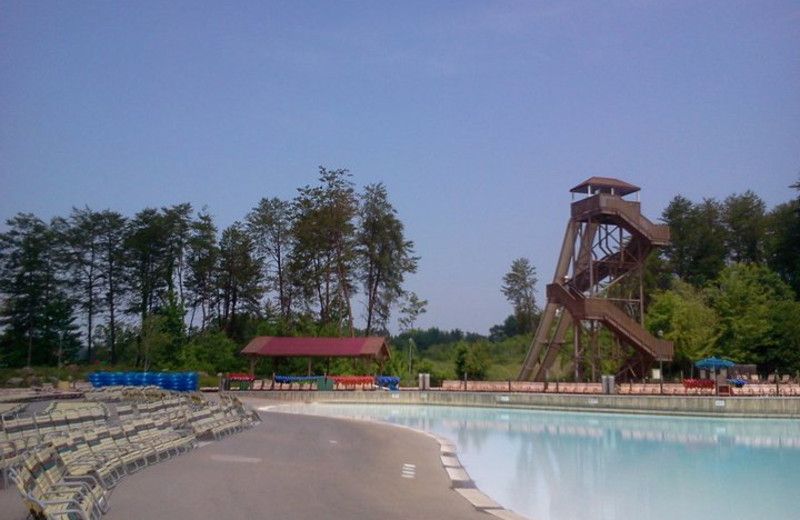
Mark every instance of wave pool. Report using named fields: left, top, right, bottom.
left=268, top=402, right=800, bottom=520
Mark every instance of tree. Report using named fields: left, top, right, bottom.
left=0, top=214, right=77, bottom=367
left=161, top=203, right=193, bottom=306
left=762, top=298, right=800, bottom=375
left=246, top=197, right=294, bottom=321
left=765, top=177, right=800, bottom=298
left=646, top=279, right=719, bottom=369
left=489, top=315, right=522, bottom=342
left=179, top=330, right=244, bottom=374
left=186, top=210, right=219, bottom=331
left=218, top=222, right=263, bottom=341
left=453, top=341, right=490, bottom=380
left=60, top=207, right=105, bottom=362
left=153, top=289, right=186, bottom=367
left=95, top=210, right=127, bottom=364
left=706, top=263, right=795, bottom=366
left=397, top=292, right=427, bottom=333
left=501, top=258, right=538, bottom=334
left=662, top=196, right=726, bottom=287
left=721, top=191, right=766, bottom=264
left=124, top=208, right=171, bottom=325
left=356, top=183, right=418, bottom=335
left=290, top=167, right=358, bottom=333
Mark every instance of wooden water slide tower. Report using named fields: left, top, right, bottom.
left=518, top=177, right=674, bottom=382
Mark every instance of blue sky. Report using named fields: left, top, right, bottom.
left=2, top=1, right=799, bottom=335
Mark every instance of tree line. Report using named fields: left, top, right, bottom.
left=648, top=180, right=800, bottom=375
left=0, top=167, right=419, bottom=370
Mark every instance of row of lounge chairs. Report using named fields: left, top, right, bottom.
left=1, top=388, right=260, bottom=519
left=438, top=380, right=800, bottom=396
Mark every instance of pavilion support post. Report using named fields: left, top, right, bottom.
left=249, top=357, right=255, bottom=377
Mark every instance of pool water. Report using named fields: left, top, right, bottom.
left=269, top=402, right=800, bottom=520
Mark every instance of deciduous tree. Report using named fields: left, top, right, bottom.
left=357, top=183, right=418, bottom=335
left=501, top=257, right=538, bottom=334
left=246, top=197, right=294, bottom=321
left=290, top=167, right=358, bottom=333
left=722, top=191, right=766, bottom=264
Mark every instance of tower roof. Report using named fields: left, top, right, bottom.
left=570, top=177, right=640, bottom=197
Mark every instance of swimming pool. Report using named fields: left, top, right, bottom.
left=268, top=402, right=800, bottom=520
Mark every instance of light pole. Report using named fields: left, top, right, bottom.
left=657, top=330, right=664, bottom=395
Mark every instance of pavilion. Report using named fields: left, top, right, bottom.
left=239, top=336, right=392, bottom=376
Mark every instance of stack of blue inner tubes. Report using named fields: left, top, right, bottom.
left=87, top=372, right=102, bottom=387
left=87, top=371, right=198, bottom=391
left=374, top=375, right=400, bottom=390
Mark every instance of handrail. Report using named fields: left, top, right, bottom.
left=547, top=283, right=674, bottom=361
left=571, top=194, right=669, bottom=245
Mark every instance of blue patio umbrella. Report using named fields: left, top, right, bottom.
left=694, top=357, right=735, bottom=371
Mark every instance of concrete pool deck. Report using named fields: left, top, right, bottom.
left=0, top=399, right=524, bottom=520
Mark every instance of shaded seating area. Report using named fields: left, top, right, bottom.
left=240, top=336, right=392, bottom=378
left=2, top=387, right=260, bottom=519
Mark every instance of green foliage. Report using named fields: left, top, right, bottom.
left=185, top=210, right=218, bottom=333
left=501, top=257, right=538, bottom=334
left=396, top=292, right=427, bottom=333
left=246, top=197, right=293, bottom=320
left=662, top=196, right=727, bottom=287
left=705, top=263, right=794, bottom=366
left=0, top=214, right=80, bottom=367
left=489, top=314, right=543, bottom=342
left=646, top=264, right=799, bottom=375
left=358, top=183, right=419, bottom=335
left=137, top=315, right=172, bottom=371
left=722, top=191, right=766, bottom=264
left=290, top=167, right=358, bottom=334
left=415, top=359, right=452, bottom=386
left=646, top=279, right=719, bottom=368
left=762, top=299, right=800, bottom=374
left=765, top=195, right=800, bottom=298
left=91, top=322, right=137, bottom=365
left=453, top=341, right=491, bottom=381
left=218, top=222, right=263, bottom=341
left=392, top=327, right=481, bottom=353
left=179, top=330, right=246, bottom=374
